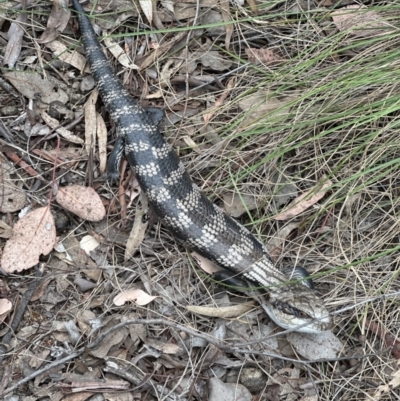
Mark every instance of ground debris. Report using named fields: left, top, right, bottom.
left=1, top=1, right=400, bottom=400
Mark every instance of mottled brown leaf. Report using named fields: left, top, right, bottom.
left=1, top=207, right=56, bottom=273
left=332, top=5, right=389, bottom=38
left=0, top=157, right=26, bottom=213
left=4, top=71, right=68, bottom=104
left=245, top=48, right=285, bottom=64
left=56, top=185, right=106, bottom=221
left=274, top=178, right=332, bottom=221
left=0, top=298, right=12, bottom=323
left=3, top=14, right=26, bottom=68
left=113, top=288, right=157, bottom=306
left=186, top=303, right=255, bottom=318
left=39, top=0, right=71, bottom=43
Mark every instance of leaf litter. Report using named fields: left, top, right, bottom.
left=0, top=1, right=399, bottom=400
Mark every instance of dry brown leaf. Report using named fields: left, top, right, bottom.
left=0, top=158, right=26, bottom=213
left=56, top=185, right=106, bottom=221
left=41, top=111, right=84, bottom=144
left=192, top=252, right=222, bottom=274
left=220, top=0, right=232, bottom=50
left=4, top=14, right=26, bottom=68
left=32, top=147, right=87, bottom=170
left=85, top=88, right=98, bottom=155
left=31, top=277, right=52, bottom=302
left=182, top=136, right=202, bottom=154
left=1, top=207, right=56, bottom=273
left=5, top=72, right=68, bottom=104
left=332, top=5, right=389, bottom=38
left=266, top=222, right=300, bottom=258
left=0, top=298, right=12, bottom=323
left=245, top=48, right=285, bottom=64
left=97, top=112, right=108, bottom=174
left=103, top=34, right=139, bottom=70
left=371, top=361, right=400, bottom=400
left=124, top=193, right=148, bottom=260
left=38, top=0, right=71, bottom=43
left=200, top=51, right=232, bottom=71
left=274, top=178, right=332, bottom=221
left=113, top=288, right=158, bottom=306
left=186, top=303, right=255, bottom=318
left=286, top=331, right=343, bottom=360
left=90, top=326, right=127, bottom=359
left=245, top=0, right=258, bottom=13
left=160, top=0, right=174, bottom=13
left=208, top=378, right=252, bottom=401
left=223, top=192, right=258, bottom=218
left=138, top=0, right=153, bottom=24
left=80, top=235, right=100, bottom=255
left=365, top=319, right=400, bottom=359
left=137, top=30, right=188, bottom=70
left=145, top=338, right=182, bottom=354
left=0, top=221, right=12, bottom=239
left=49, top=147, right=87, bottom=160
left=238, top=92, right=292, bottom=128
left=125, top=176, right=141, bottom=206
left=203, top=78, right=235, bottom=124
left=46, top=40, right=90, bottom=72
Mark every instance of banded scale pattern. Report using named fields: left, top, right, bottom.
left=71, top=0, right=332, bottom=333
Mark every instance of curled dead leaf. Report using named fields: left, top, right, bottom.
left=332, top=5, right=389, bottom=38
left=223, top=192, right=258, bottom=218
left=4, top=15, right=25, bottom=68
left=97, top=112, right=107, bottom=174
left=286, top=331, right=343, bottom=360
left=84, top=89, right=98, bottom=156
left=192, top=252, right=222, bottom=274
left=125, top=192, right=148, bottom=260
left=113, top=288, right=157, bottom=306
left=46, top=40, right=89, bottom=72
left=0, top=221, right=12, bottom=239
left=56, top=185, right=106, bottom=221
left=80, top=235, right=100, bottom=255
left=138, top=0, right=153, bottom=25
left=0, top=158, right=26, bottom=213
left=38, top=0, right=71, bottom=43
left=245, top=48, right=285, bottom=64
left=104, top=34, right=139, bottom=69
left=4, top=71, right=68, bottom=104
left=266, top=222, right=300, bottom=258
left=238, top=92, right=292, bottom=128
left=41, top=111, right=84, bottom=144
left=274, top=177, right=332, bottom=221
left=1, top=207, right=56, bottom=273
left=145, top=338, right=182, bottom=354
left=0, top=298, right=12, bottom=323
left=186, top=303, right=255, bottom=318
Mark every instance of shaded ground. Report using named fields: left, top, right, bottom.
left=1, top=0, right=400, bottom=400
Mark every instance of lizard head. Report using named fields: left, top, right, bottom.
left=265, top=283, right=332, bottom=333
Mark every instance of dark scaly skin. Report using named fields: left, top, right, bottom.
left=71, top=0, right=332, bottom=333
